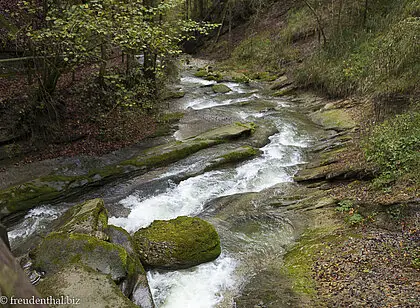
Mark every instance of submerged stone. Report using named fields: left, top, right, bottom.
left=133, top=216, right=221, bottom=270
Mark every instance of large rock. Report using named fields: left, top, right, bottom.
left=37, top=264, right=138, bottom=308
left=133, top=216, right=221, bottom=270
left=204, top=146, right=261, bottom=171
left=56, top=198, right=108, bottom=236
left=106, top=225, right=155, bottom=307
left=33, top=232, right=140, bottom=282
left=310, top=109, right=357, bottom=131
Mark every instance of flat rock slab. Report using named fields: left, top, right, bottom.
left=0, top=123, right=254, bottom=219
left=310, top=109, right=357, bottom=130
left=37, top=264, right=138, bottom=308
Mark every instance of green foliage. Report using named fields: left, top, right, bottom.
left=336, top=199, right=354, bottom=213
left=336, top=199, right=364, bottom=225
left=363, top=112, right=420, bottom=187
left=281, top=7, right=315, bottom=43
left=295, top=0, right=420, bottom=97
left=347, top=213, right=364, bottom=225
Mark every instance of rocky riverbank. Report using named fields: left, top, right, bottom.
left=1, top=59, right=418, bottom=307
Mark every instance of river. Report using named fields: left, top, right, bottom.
left=9, top=66, right=327, bottom=307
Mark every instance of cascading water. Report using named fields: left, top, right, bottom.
left=108, top=74, right=315, bottom=307
left=8, top=67, right=324, bottom=307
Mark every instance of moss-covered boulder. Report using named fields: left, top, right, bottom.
left=33, top=232, right=139, bottom=281
left=212, top=84, right=232, bottom=93
left=270, top=75, right=292, bottom=90
left=194, top=68, right=223, bottom=81
left=37, top=264, right=138, bottom=308
left=133, top=216, right=221, bottom=270
left=56, top=198, right=108, bottom=236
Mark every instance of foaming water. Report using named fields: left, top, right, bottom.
left=109, top=119, right=310, bottom=307
left=186, top=94, right=260, bottom=110
left=8, top=205, right=66, bottom=248
left=109, top=122, right=308, bottom=233
left=148, top=254, right=238, bottom=308
left=180, top=76, right=216, bottom=86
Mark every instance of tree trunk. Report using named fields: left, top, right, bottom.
left=303, top=0, right=327, bottom=45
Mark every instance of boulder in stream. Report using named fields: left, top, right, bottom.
left=37, top=264, right=138, bottom=308
left=55, top=198, right=108, bottom=236
left=32, top=199, right=154, bottom=307
left=212, top=84, right=232, bottom=93
left=133, top=216, right=221, bottom=270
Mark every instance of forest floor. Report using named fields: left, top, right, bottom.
left=0, top=58, right=158, bottom=169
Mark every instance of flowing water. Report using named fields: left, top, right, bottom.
left=9, top=67, right=327, bottom=307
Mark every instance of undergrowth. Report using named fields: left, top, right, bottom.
left=224, top=0, right=419, bottom=98
left=363, top=111, right=420, bottom=188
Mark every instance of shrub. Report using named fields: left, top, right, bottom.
left=363, top=111, right=420, bottom=187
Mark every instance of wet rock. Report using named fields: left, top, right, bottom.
left=212, top=84, right=232, bottom=93
left=162, top=90, right=185, bottom=100
left=248, top=120, right=279, bottom=148
left=272, top=85, right=296, bottom=97
left=204, top=145, right=261, bottom=171
left=55, top=198, right=108, bottom=236
left=0, top=122, right=254, bottom=219
left=33, top=232, right=140, bottom=282
left=105, top=225, right=154, bottom=305
left=36, top=264, right=138, bottom=308
left=133, top=216, right=221, bottom=270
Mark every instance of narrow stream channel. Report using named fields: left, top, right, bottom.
left=9, top=67, right=327, bottom=307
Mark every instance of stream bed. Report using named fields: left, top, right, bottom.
left=9, top=67, right=329, bottom=307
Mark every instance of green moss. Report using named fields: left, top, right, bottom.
left=162, top=90, right=185, bottom=100
left=194, top=69, right=223, bottom=81
left=273, top=87, right=295, bottom=96
left=194, top=69, right=208, bottom=77
left=282, top=227, right=345, bottom=296
left=249, top=71, right=278, bottom=81
left=235, top=121, right=257, bottom=133
left=122, top=140, right=220, bottom=168
left=133, top=216, right=221, bottom=269
left=205, top=146, right=261, bottom=172
left=212, top=84, right=232, bottom=93
left=57, top=199, right=108, bottom=234
left=0, top=182, right=61, bottom=214
left=34, top=232, right=135, bottom=282
left=221, top=146, right=259, bottom=161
